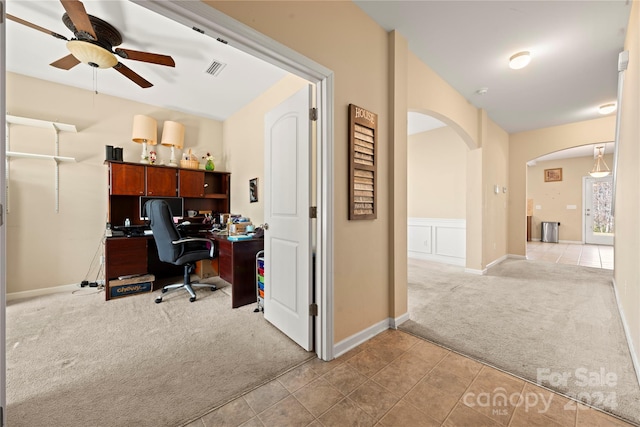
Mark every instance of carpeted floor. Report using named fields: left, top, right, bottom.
left=6, top=279, right=313, bottom=427
left=400, top=258, right=640, bottom=425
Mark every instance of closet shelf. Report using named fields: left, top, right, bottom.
left=6, top=151, right=76, bottom=163
left=6, top=115, right=77, bottom=133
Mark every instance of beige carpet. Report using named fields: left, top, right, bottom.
left=6, top=280, right=313, bottom=427
left=400, top=258, right=640, bottom=425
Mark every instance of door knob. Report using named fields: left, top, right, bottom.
left=263, top=223, right=269, bottom=230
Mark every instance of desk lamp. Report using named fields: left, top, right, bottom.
left=132, top=115, right=157, bottom=164
left=161, top=121, right=185, bottom=167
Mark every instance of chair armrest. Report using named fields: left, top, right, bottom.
left=172, top=237, right=216, bottom=258
left=171, top=237, right=214, bottom=245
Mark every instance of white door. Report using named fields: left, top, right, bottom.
left=264, top=86, right=313, bottom=351
left=585, top=176, right=614, bottom=245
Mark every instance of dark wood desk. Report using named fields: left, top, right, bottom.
left=105, top=234, right=264, bottom=308
left=213, top=235, right=264, bottom=308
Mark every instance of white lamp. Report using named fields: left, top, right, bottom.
left=160, top=121, right=185, bottom=167
left=509, top=51, right=531, bottom=70
left=132, top=115, right=157, bottom=164
left=590, top=146, right=611, bottom=178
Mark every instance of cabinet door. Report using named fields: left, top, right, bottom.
left=146, top=167, right=177, bottom=196
left=110, top=163, right=145, bottom=195
left=179, top=169, right=205, bottom=197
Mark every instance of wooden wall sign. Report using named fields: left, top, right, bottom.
left=349, top=104, right=377, bottom=220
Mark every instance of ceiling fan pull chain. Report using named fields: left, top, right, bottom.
left=93, top=67, right=98, bottom=95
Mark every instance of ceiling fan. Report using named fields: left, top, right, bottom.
left=7, top=0, right=175, bottom=88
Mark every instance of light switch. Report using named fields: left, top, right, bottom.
left=535, top=205, right=542, bottom=210
left=567, top=205, right=577, bottom=210
left=494, top=185, right=500, bottom=194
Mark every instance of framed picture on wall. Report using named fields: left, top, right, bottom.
left=249, top=178, right=258, bottom=203
left=544, top=168, right=562, bottom=182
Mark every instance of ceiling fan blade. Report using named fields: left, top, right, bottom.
left=113, top=63, right=153, bottom=89
left=50, top=54, right=81, bottom=70
left=6, top=14, right=68, bottom=40
left=114, top=48, right=176, bottom=67
left=60, top=0, right=97, bottom=40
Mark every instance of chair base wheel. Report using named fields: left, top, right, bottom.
left=189, top=296, right=196, bottom=302
left=210, top=286, right=217, bottom=291
left=161, top=288, right=168, bottom=294
left=155, top=297, right=163, bottom=304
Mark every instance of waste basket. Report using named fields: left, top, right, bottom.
left=541, top=221, right=560, bottom=243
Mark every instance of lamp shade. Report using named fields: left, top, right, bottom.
left=67, top=40, right=118, bottom=69
left=132, top=115, right=157, bottom=146
left=160, top=121, right=185, bottom=149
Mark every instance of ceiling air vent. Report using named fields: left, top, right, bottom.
left=204, top=60, right=227, bottom=77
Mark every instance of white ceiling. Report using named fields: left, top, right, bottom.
left=6, top=0, right=631, bottom=159
left=5, top=0, right=287, bottom=121
left=355, top=0, right=631, bottom=134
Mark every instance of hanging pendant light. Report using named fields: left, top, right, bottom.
left=590, top=146, right=610, bottom=178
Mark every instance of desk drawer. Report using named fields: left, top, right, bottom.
left=106, top=238, right=147, bottom=279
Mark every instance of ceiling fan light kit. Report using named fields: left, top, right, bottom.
left=509, top=51, right=531, bottom=70
left=66, top=40, right=117, bottom=68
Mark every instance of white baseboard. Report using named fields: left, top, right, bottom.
left=611, top=278, right=640, bottom=389
left=486, top=255, right=508, bottom=270
left=334, top=318, right=389, bottom=358
left=408, top=252, right=465, bottom=266
left=465, top=268, right=485, bottom=275
left=7, top=283, right=80, bottom=302
left=390, top=312, right=410, bottom=329
left=508, top=254, right=527, bottom=260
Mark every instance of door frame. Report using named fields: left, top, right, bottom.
left=1, top=1, right=7, bottom=422
left=134, top=0, right=334, bottom=360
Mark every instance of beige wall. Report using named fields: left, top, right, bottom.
left=613, top=0, right=640, bottom=365
left=482, top=116, right=510, bottom=266
left=407, top=126, right=467, bottom=219
left=223, top=74, right=308, bottom=225
left=207, top=1, right=392, bottom=343
left=6, top=73, right=223, bottom=294
left=526, top=155, right=614, bottom=242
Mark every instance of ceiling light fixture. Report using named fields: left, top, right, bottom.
left=509, top=51, right=531, bottom=70
left=598, top=103, right=617, bottom=115
left=66, top=40, right=117, bottom=68
left=589, top=146, right=611, bottom=178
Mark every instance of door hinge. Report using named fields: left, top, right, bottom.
left=310, top=108, right=318, bottom=121
left=309, top=206, right=317, bottom=219
left=309, top=303, right=318, bottom=317
left=0, top=203, right=3, bottom=226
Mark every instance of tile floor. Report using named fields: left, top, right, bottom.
left=526, top=242, right=614, bottom=270
left=185, top=329, right=633, bottom=427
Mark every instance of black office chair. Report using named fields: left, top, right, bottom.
left=146, top=199, right=217, bottom=303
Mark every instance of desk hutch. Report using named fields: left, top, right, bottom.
left=104, top=161, right=230, bottom=300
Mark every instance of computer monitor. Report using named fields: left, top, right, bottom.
left=140, top=196, right=184, bottom=221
